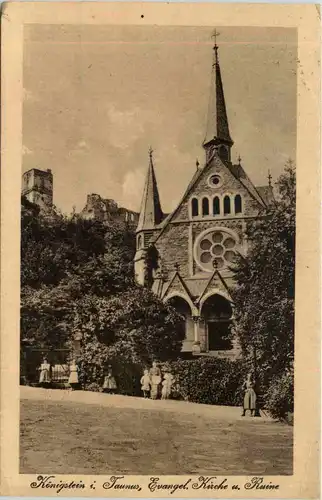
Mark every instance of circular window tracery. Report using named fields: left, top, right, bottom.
left=195, top=229, right=238, bottom=272
left=208, top=174, right=222, bottom=189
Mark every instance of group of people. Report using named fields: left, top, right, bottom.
left=38, top=357, right=257, bottom=414
left=140, top=361, right=175, bottom=400
left=38, top=357, right=79, bottom=389
left=99, top=361, right=175, bottom=400
left=39, top=357, right=115, bottom=392
left=38, top=358, right=175, bottom=400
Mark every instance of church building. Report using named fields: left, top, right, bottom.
left=134, top=36, right=274, bottom=358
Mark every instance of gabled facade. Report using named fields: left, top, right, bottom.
left=134, top=36, right=274, bottom=358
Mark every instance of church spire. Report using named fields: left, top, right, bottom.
left=137, top=147, right=163, bottom=231
left=203, top=29, right=233, bottom=162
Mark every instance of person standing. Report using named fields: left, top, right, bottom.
left=242, top=373, right=257, bottom=417
left=161, top=372, right=174, bottom=400
left=149, top=361, right=161, bottom=400
left=39, top=357, right=51, bottom=387
left=140, top=369, right=151, bottom=398
left=68, top=359, right=79, bottom=390
left=103, top=365, right=117, bottom=394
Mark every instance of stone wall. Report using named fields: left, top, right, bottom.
left=155, top=223, right=190, bottom=279
left=81, top=193, right=139, bottom=227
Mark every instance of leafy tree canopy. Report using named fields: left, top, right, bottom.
left=21, top=199, right=184, bottom=372
left=232, top=160, right=295, bottom=387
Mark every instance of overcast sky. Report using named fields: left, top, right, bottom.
left=22, top=25, right=297, bottom=214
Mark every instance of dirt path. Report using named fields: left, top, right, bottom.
left=21, top=385, right=273, bottom=421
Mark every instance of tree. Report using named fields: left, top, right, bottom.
left=21, top=198, right=110, bottom=288
left=21, top=202, right=184, bottom=386
left=232, top=160, right=295, bottom=393
left=75, top=286, right=185, bottom=363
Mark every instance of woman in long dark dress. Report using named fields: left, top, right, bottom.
left=242, top=373, right=257, bottom=417
left=149, top=361, right=161, bottom=400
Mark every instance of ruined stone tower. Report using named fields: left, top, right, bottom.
left=22, top=168, right=53, bottom=212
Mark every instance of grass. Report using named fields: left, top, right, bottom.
left=20, top=399, right=293, bottom=475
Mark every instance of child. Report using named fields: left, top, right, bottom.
left=161, top=372, right=174, bottom=400
left=39, top=357, right=51, bottom=387
left=140, top=369, right=151, bottom=398
left=103, top=365, right=117, bottom=394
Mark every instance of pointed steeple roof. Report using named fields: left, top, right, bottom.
left=137, top=147, right=163, bottom=231
left=203, top=30, right=233, bottom=148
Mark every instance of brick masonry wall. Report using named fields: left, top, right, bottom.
left=155, top=223, right=190, bottom=279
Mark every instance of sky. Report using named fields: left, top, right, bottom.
left=22, top=25, right=297, bottom=214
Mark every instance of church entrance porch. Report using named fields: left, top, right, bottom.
left=166, top=292, right=240, bottom=359
left=200, top=294, right=236, bottom=357
left=167, top=296, right=195, bottom=353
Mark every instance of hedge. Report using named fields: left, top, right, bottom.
left=164, top=358, right=247, bottom=407
left=79, top=355, right=294, bottom=421
left=264, top=370, right=294, bottom=422
left=81, top=361, right=144, bottom=396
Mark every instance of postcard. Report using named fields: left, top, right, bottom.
left=0, top=2, right=320, bottom=498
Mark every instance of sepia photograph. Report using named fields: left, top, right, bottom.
left=19, top=23, right=296, bottom=475
left=0, top=2, right=320, bottom=497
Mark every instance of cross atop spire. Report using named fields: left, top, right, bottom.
left=268, top=170, right=272, bottom=187
left=211, top=29, right=220, bottom=62
left=149, top=146, right=153, bottom=159
left=203, top=28, right=233, bottom=161
left=211, top=28, right=220, bottom=46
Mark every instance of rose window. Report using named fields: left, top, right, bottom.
left=195, top=229, right=238, bottom=272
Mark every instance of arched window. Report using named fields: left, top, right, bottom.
left=191, top=198, right=199, bottom=217
left=213, top=196, right=220, bottom=215
left=235, top=194, right=242, bottom=214
left=224, top=196, right=231, bottom=215
left=202, top=197, right=209, bottom=216
left=137, top=234, right=142, bottom=249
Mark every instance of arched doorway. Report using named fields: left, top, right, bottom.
left=201, top=294, right=233, bottom=351
left=167, top=295, right=194, bottom=352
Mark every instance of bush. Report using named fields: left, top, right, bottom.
left=113, top=362, right=143, bottom=396
left=264, top=370, right=294, bottom=421
left=79, top=356, right=247, bottom=405
left=84, top=382, right=102, bottom=393
left=80, top=358, right=144, bottom=397
left=165, top=358, right=247, bottom=406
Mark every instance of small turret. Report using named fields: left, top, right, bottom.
left=135, top=148, right=163, bottom=285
